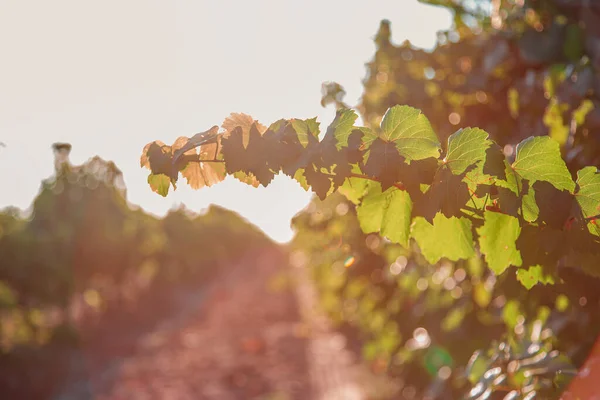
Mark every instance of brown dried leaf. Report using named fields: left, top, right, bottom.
left=172, top=125, right=220, bottom=164
left=176, top=139, right=226, bottom=189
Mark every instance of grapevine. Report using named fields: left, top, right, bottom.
left=141, top=106, right=600, bottom=288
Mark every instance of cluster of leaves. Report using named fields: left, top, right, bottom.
left=331, top=0, right=600, bottom=395
left=290, top=193, right=599, bottom=399
left=361, top=1, right=600, bottom=172
left=0, top=149, right=272, bottom=398
left=142, top=105, right=600, bottom=287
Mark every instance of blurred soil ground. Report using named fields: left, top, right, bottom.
left=55, top=249, right=394, bottom=400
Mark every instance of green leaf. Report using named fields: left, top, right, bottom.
left=462, top=144, right=506, bottom=212
left=494, top=159, right=519, bottom=194
left=376, top=105, right=441, bottom=161
left=516, top=265, right=555, bottom=289
left=511, top=136, right=575, bottom=192
left=521, top=183, right=539, bottom=222
left=411, top=213, right=475, bottom=264
left=496, top=166, right=540, bottom=221
left=338, top=168, right=370, bottom=204
left=147, top=174, right=171, bottom=197
left=477, top=211, right=523, bottom=275
left=357, top=183, right=412, bottom=247
left=575, top=167, right=600, bottom=236
left=293, top=169, right=309, bottom=191
left=232, top=171, right=260, bottom=188
left=444, top=127, right=492, bottom=175
left=290, top=118, right=320, bottom=147
left=322, top=109, right=358, bottom=149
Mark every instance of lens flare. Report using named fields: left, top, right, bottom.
left=344, top=256, right=355, bottom=268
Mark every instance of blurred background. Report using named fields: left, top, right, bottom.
left=2, top=0, right=600, bottom=399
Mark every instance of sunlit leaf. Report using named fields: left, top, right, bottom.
left=338, top=171, right=370, bottom=204
left=511, top=136, right=575, bottom=192
left=322, top=108, right=358, bottom=149
left=516, top=265, right=555, bottom=289
left=290, top=118, right=320, bottom=147
left=356, top=183, right=412, bottom=247
left=147, top=174, right=171, bottom=197
left=477, top=211, right=522, bottom=275
left=172, top=137, right=226, bottom=189
left=411, top=213, right=475, bottom=264
left=369, top=105, right=441, bottom=161
left=575, top=167, right=600, bottom=236
left=444, top=127, right=492, bottom=175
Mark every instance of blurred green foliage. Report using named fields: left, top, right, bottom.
left=291, top=194, right=598, bottom=399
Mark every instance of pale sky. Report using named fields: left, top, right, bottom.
left=0, top=0, right=451, bottom=243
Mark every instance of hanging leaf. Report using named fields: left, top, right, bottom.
left=477, top=211, right=522, bottom=275
left=511, top=136, right=575, bottom=192
left=321, top=108, right=358, bottom=149
left=575, top=167, right=600, bottom=236
left=147, top=174, right=171, bottom=197
left=516, top=265, right=555, bottom=289
left=356, top=183, right=412, bottom=247
left=411, top=213, right=475, bottom=264
left=172, top=136, right=226, bottom=189
left=365, top=105, right=441, bottom=161
left=443, top=127, right=492, bottom=175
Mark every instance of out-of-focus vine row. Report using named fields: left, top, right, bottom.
left=0, top=145, right=273, bottom=398
left=290, top=193, right=598, bottom=398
